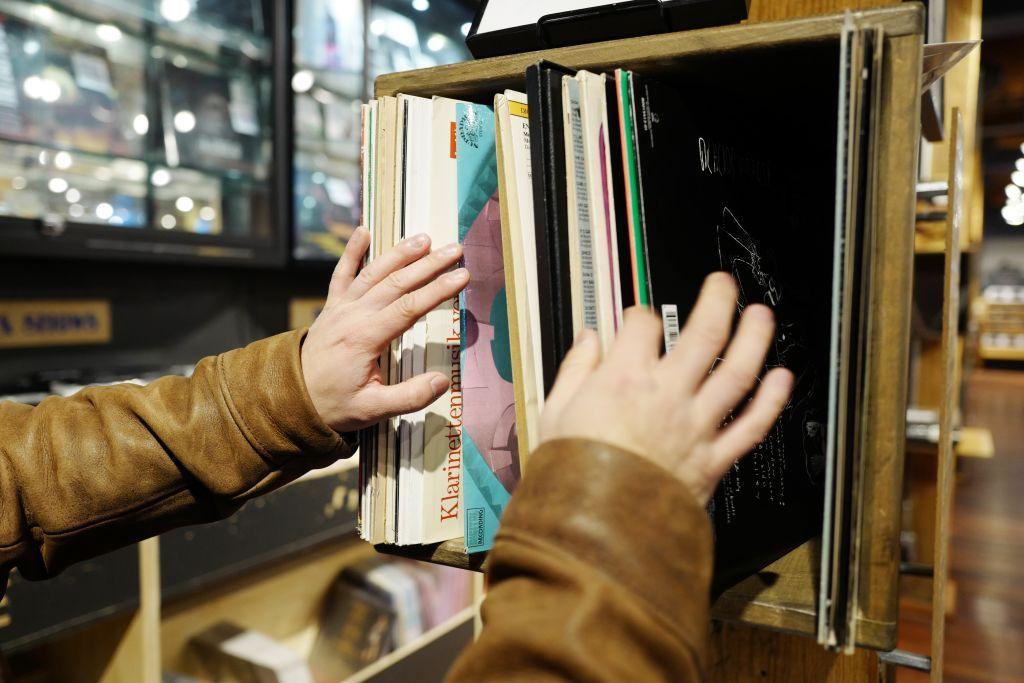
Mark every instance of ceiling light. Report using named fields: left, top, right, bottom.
left=173, top=110, right=196, bottom=133
left=1013, top=170, right=1024, bottom=188
left=461, top=22, right=471, bottom=36
left=96, top=24, right=122, bottom=42
left=426, top=34, right=446, bottom=52
left=54, top=151, right=72, bottom=170
left=199, top=206, right=216, bottom=221
left=65, top=188, right=81, bottom=203
left=160, top=214, right=177, bottom=229
left=22, top=75, right=43, bottom=100
left=1007, top=184, right=1022, bottom=200
left=1003, top=201, right=1024, bottom=222
left=132, top=114, right=149, bottom=135
left=38, top=78, right=61, bottom=103
left=95, top=202, right=114, bottom=220
left=175, top=196, right=194, bottom=212
left=291, top=70, right=314, bottom=93
left=47, top=178, right=68, bottom=193
left=412, top=0, right=430, bottom=11
left=151, top=169, right=171, bottom=187
left=159, top=0, right=192, bottom=23
left=32, top=5, right=55, bottom=23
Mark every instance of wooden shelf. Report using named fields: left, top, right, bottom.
left=160, top=537, right=374, bottom=676
left=376, top=539, right=486, bottom=572
left=371, top=4, right=924, bottom=654
left=343, top=608, right=474, bottom=683
left=979, top=346, right=1024, bottom=362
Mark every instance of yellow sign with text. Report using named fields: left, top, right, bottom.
left=0, top=300, right=112, bottom=349
left=289, top=298, right=326, bottom=330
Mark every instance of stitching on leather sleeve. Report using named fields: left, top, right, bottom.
left=215, top=353, right=273, bottom=461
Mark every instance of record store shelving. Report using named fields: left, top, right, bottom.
left=0, top=0, right=982, bottom=681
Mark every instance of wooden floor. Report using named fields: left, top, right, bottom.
left=898, top=368, right=1024, bottom=683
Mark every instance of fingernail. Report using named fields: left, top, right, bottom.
left=429, top=374, right=449, bottom=395
left=408, top=233, right=429, bottom=249
left=447, top=267, right=469, bottom=282
left=440, top=242, right=461, bottom=257
left=767, top=368, right=793, bottom=391
left=747, top=304, right=774, bottom=322
left=708, top=272, right=735, bottom=288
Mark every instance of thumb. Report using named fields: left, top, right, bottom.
left=326, top=226, right=370, bottom=307
left=362, top=372, right=450, bottom=421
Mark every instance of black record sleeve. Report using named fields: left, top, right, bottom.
left=631, top=73, right=837, bottom=593
left=526, top=61, right=577, bottom=394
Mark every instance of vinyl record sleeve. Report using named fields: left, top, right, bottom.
left=630, top=71, right=839, bottom=594
left=525, top=61, right=577, bottom=394
left=456, top=102, right=520, bottom=554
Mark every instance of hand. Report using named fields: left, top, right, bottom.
left=301, top=227, right=468, bottom=432
left=539, top=273, right=794, bottom=505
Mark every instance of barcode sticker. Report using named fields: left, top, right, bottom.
left=662, top=304, right=680, bottom=352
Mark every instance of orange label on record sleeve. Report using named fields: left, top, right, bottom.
left=450, top=121, right=457, bottom=159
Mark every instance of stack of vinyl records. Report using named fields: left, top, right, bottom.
left=359, top=32, right=878, bottom=653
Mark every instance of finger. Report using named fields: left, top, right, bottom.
left=543, top=329, right=601, bottom=425
left=327, top=226, right=370, bottom=305
left=662, top=272, right=738, bottom=388
left=709, top=367, right=793, bottom=475
left=606, top=306, right=664, bottom=367
left=373, top=268, right=470, bottom=344
left=347, top=232, right=432, bottom=301
left=361, top=372, right=451, bottom=421
left=693, top=304, right=776, bottom=429
left=361, top=242, right=463, bottom=311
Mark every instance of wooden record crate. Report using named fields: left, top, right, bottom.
left=373, top=5, right=923, bottom=652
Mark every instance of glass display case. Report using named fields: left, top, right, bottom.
left=0, top=0, right=475, bottom=264
left=0, top=0, right=282, bottom=264
left=290, top=0, right=475, bottom=262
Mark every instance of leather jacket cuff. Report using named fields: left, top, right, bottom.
left=495, top=438, right=713, bottom=657
left=218, top=328, right=355, bottom=465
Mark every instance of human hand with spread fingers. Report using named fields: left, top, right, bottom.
left=448, top=272, right=794, bottom=683
left=301, top=226, right=467, bottom=432
left=540, top=271, right=793, bottom=504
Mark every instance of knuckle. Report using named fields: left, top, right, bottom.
left=396, top=292, right=419, bottom=318
left=690, top=321, right=730, bottom=348
left=383, top=270, right=406, bottom=292
left=355, top=267, right=377, bottom=288
left=716, top=362, right=757, bottom=390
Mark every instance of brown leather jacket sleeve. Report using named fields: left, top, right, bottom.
left=446, top=439, right=712, bottom=682
left=0, top=329, right=354, bottom=592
